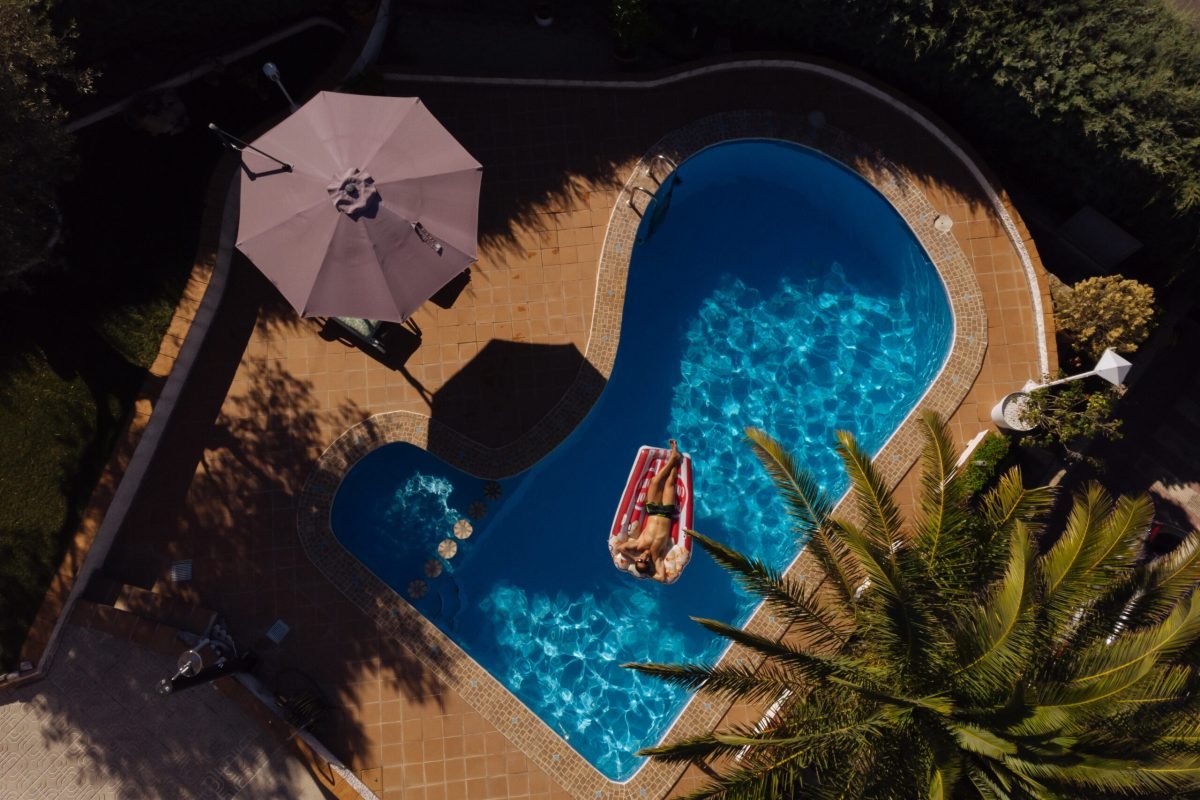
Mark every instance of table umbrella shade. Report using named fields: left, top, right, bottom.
left=235, top=92, right=482, bottom=322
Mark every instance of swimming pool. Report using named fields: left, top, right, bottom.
left=332, top=140, right=953, bottom=780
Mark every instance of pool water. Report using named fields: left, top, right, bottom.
left=332, top=140, right=952, bottom=780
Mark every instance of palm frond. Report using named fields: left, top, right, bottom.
left=1040, top=483, right=1111, bottom=601
left=1157, top=701, right=1200, bottom=748
left=1037, top=591, right=1200, bottom=711
left=835, top=430, right=905, bottom=554
left=950, top=722, right=1018, bottom=760
left=636, top=729, right=753, bottom=764
left=621, top=661, right=798, bottom=706
left=1133, top=530, right=1200, bottom=624
left=1010, top=754, right=1200, bottom=795
left=911, top=411, right=968, bottom=569
left=664, top=761, right=809, bottom=800
left=688, top=617, right=879, bottom=690
left=952, top=524, right=1038, bottom=695
left=744, top=427, right=860, bottom=607
left=689, top=530, right=853, bottom=650
left=1103, top=666, right=1192, bottom=710
left=1038, top=484, right=1144, bottom=639
left=1085, top=492, right=1153, bottom=577
left=977, top=466, right=1055, bottom=545
left=835, top=519, right=938, bottom=673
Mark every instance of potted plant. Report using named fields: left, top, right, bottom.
left=1016, top=380, right=1123, bottom=465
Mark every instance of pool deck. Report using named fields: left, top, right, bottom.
left=102, top=62, right=1054, bottom=799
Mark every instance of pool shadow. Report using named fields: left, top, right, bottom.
left=429, top=339, right=601, bottom=451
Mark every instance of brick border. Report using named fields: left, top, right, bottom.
left=297, top=109, right=987, bottom=799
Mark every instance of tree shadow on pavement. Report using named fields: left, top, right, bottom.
left=103, top=260, right=454, bottom=775
left=0, top=623, right=325, bottom=800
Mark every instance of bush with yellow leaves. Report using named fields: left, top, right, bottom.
left=1055, top=275, right=1156, bottom=360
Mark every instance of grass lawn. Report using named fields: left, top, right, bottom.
left=0, top=23, right=344, bottom=670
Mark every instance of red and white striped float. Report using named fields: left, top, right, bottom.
left=608, top=446, right=694, bottom=583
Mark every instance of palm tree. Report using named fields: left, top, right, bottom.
left=625, top=412, right=1200, bottom=799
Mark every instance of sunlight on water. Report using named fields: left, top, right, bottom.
left=479, top=583, right=688, bottom=779
left=670, top=267, right=924, bottom=573
left=332, top=141, right=953, bottom=780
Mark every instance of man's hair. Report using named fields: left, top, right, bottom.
left=634, top=558, right=654, bottom=575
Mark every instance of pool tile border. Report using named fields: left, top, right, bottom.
left=297, top=110, right=986, bottom=799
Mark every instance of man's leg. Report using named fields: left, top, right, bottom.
left=661, top=456, right=679, bottom=509
left=646, top=442, right=676, bottom=505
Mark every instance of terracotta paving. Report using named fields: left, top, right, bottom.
left=104, top=65, right=1054, bottom=799
left=1, top=623, right=327, bottom=799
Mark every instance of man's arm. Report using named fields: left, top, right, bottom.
left=653, top=555, right=671, bottom=583
left=618, top=538, right=642, bottom=557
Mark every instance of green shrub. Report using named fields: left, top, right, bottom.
left=1018, top=380, right=1122, bottom=463
left=666, top=0, right=1200, bottom=253
left=958, top=432, right=1011, bottom=498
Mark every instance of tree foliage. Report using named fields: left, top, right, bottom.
left=0, top=0, right=92, bottom=291
left=1056, top=275, right=1157, bottom=360
left=627, top=413, right=1200, bottom=799
left=669, top=0, right=1200, bottom=247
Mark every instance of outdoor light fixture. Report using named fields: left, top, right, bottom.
left=262, top=61, right=298, bottom=111
left=991, top=348, right=1133, bottom=431
left=1021, top=348, right=1133, bottom=392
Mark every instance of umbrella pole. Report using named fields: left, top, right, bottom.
left=208, top=123, right=293, bottom=172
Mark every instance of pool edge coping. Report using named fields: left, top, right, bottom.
left=297, top=101, right=991, bottom=799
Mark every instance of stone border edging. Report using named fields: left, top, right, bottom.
left=296, top=103, right=987, bottom=799
left=233, top=673, right=383, bottom=800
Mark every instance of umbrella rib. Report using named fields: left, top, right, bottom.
left=371, top=166, right=483, bottom=198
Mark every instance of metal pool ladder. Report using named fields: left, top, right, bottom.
left=626, top=154, right=678, bottom=216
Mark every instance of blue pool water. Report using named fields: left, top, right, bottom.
left=332, top=140, right=952, bottom=779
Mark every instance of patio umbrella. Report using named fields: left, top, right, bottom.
left=234, top=92, right=482, bottom=322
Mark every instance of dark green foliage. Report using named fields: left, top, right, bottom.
left=665, top=0, right=1200, bottom=250
left=0, top=0, right=93, bottom=290
left=57, top=0, right=335, bottom=103
left=628, top=413, right=1200, bottom=799
left=0, top=16, right=343, bottom=670
left=1019, top=380, right=1122, bottom=463
left=0, top=349, right=138, bottom=668
left=959, top=432, right=1011, bottom=498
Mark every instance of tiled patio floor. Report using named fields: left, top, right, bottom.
left=105, top=64, right=1053, bottom=799
left=0, top=624, right=328, bottom=799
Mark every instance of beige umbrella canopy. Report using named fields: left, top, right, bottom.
left=235, top=92, right=482, bottom=323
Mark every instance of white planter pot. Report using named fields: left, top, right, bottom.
left=991, top=391, right=1036, bottom=431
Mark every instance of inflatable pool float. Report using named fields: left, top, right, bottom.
left=608, top=445, right=694, bottom=583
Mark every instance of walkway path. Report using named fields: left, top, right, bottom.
left=0, top=623, right=328, bottom=799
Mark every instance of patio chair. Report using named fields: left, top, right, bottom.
left=329, top=316, right=387, bottom=356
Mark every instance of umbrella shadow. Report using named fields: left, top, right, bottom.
left=428, top=267, right=472, bottom=310
left=428, top=339, right=600, bottom=450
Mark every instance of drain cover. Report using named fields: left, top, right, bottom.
left=168, top=560, right=193, bottom=582
left=265, top=619, right=290, bottom=644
